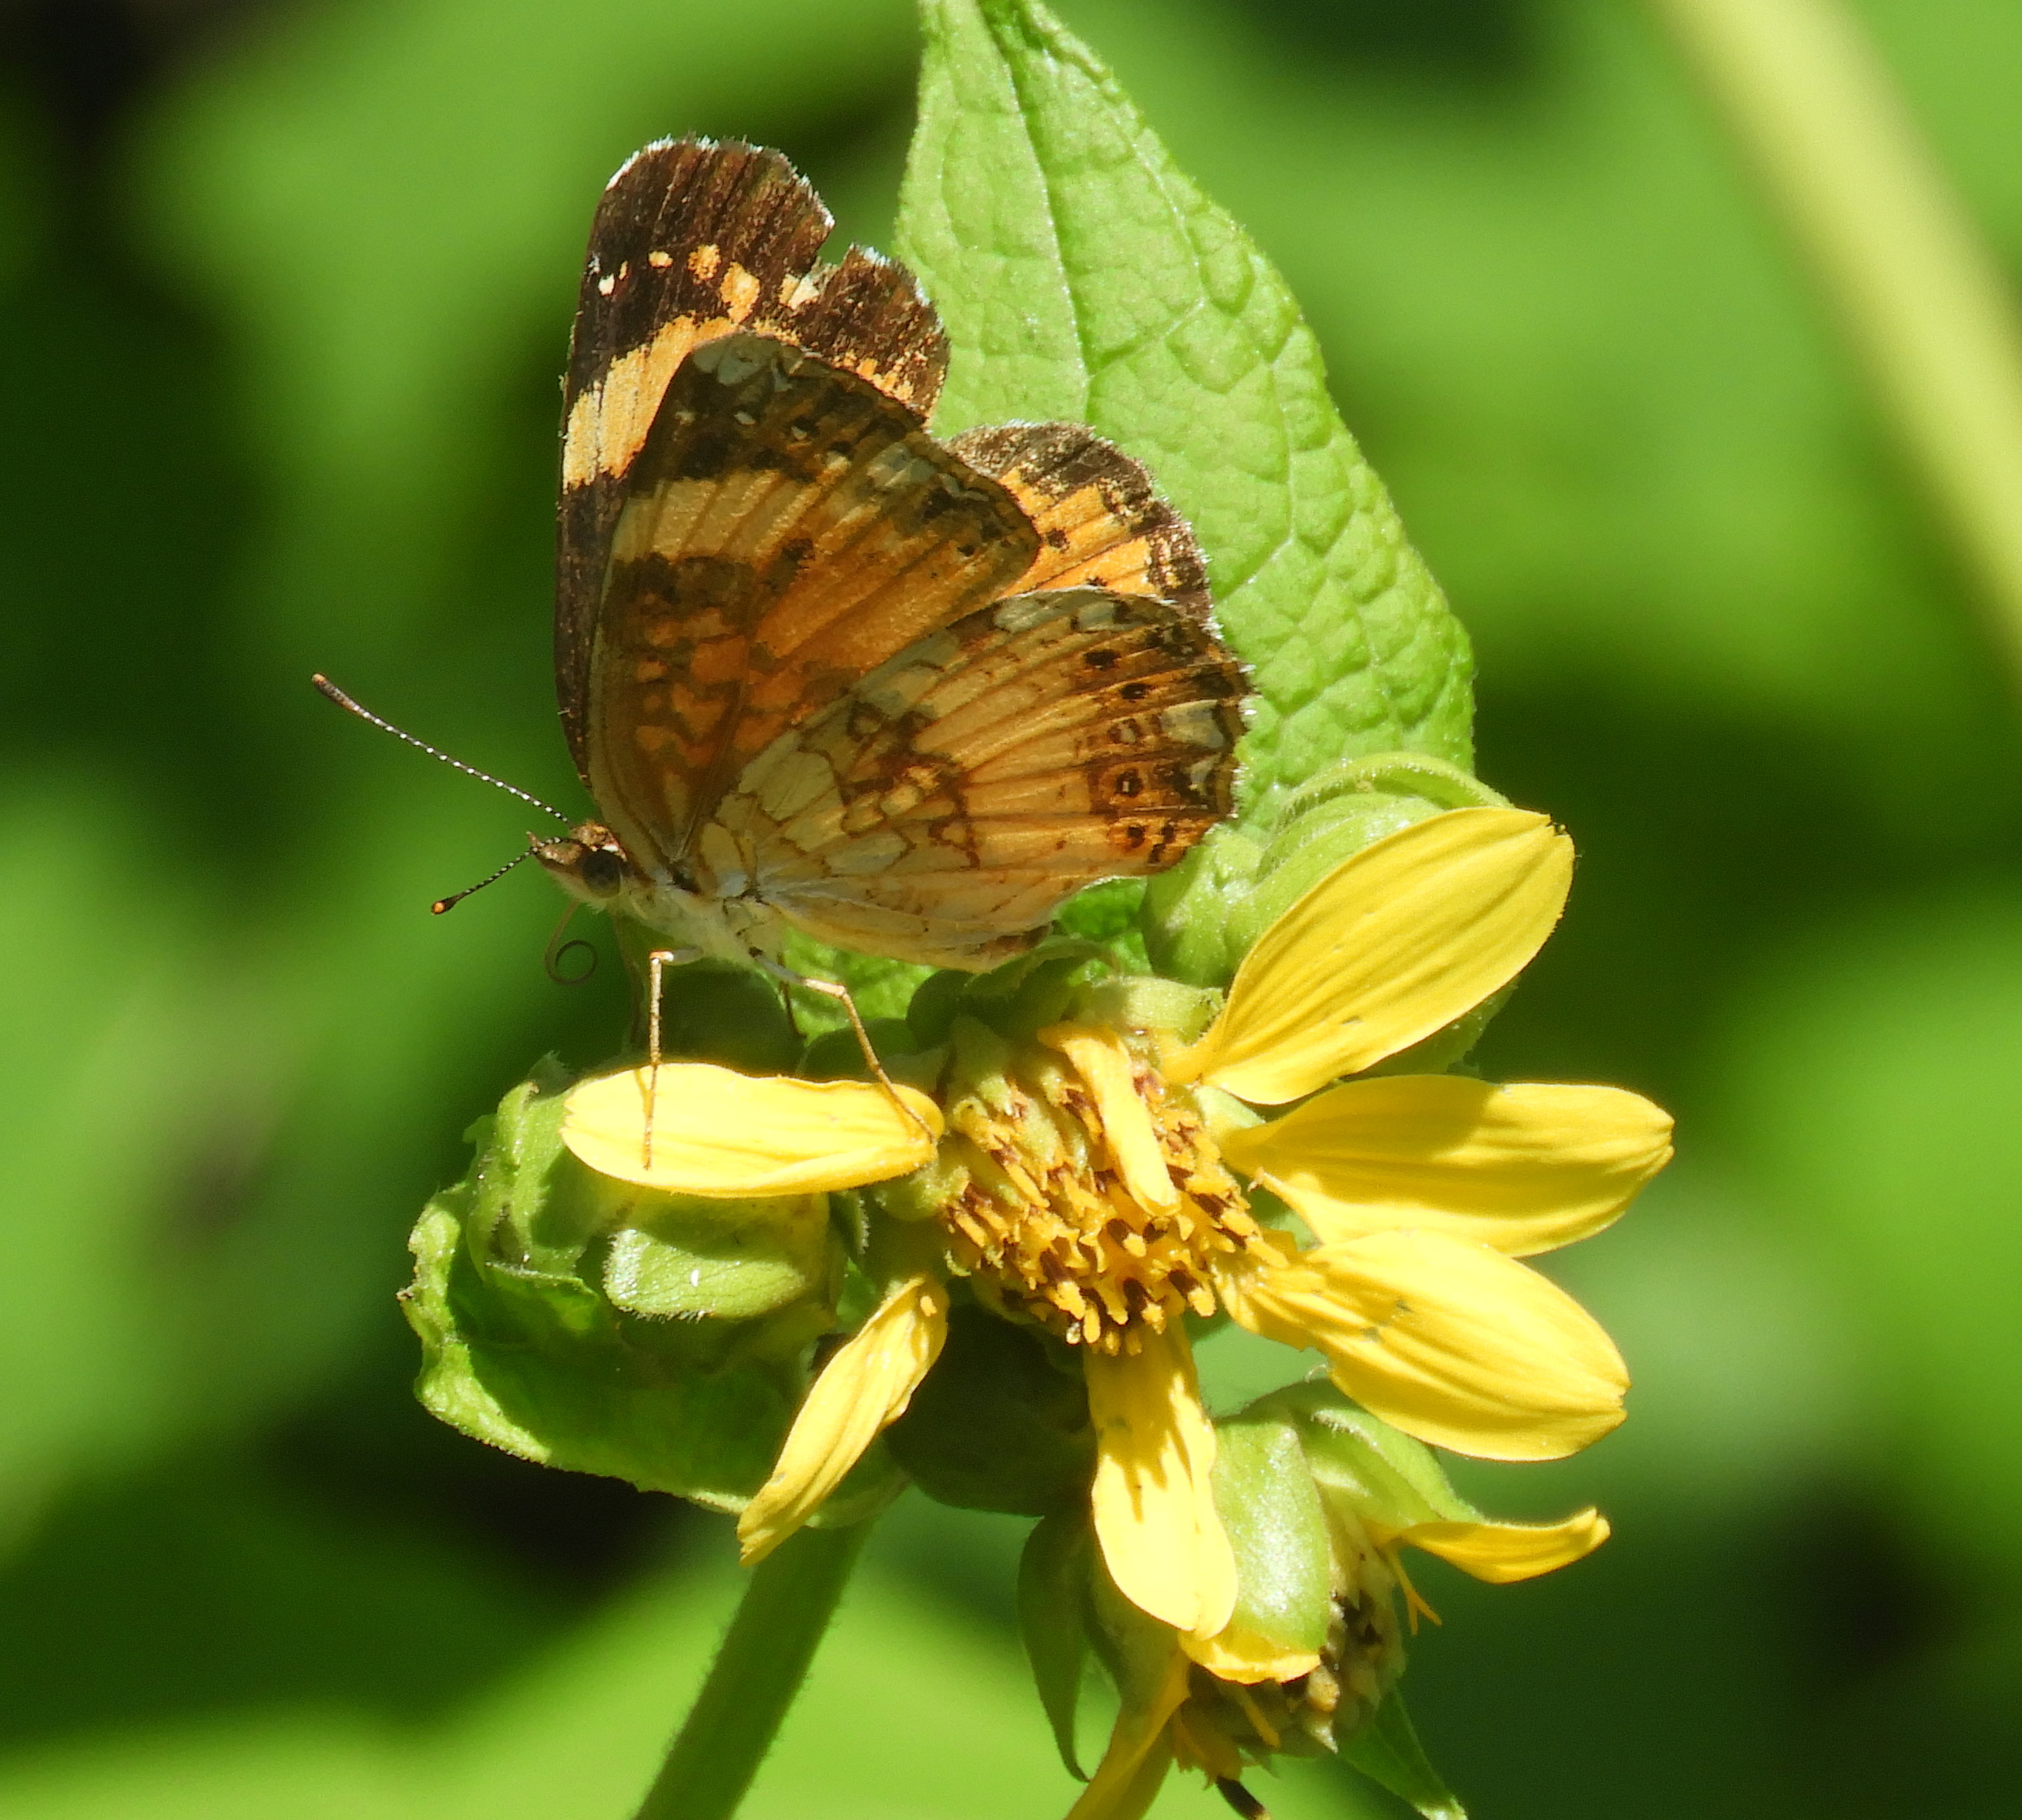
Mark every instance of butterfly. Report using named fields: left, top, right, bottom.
left=534, top=138, right=1249, bottom=976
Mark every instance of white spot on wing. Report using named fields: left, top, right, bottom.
left=1159, top=701, right=1230, bottom=749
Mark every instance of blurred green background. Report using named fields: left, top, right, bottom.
left=4, top=0, right=2019, bottom=1814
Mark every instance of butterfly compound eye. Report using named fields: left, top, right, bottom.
left=534, top=823, right=632, bottom=904
left=580, top=846, right=625, bottom=894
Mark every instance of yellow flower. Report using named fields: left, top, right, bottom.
left=559, top=807, right=1672, bottom=1646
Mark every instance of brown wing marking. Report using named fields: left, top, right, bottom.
left=585, top=333, right=1039, bottom=881
left=557, top=138, right=950, bottom=779
left=696, top=587, right=1249, bottom=970
left=947, top=423, right=1211, bottom=621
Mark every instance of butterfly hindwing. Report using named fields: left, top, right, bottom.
left=697, top=587, right=1248, bottom=968
left=584, top=332, right=1038, bottom=881
left=557, top=139, right=949, bottom=780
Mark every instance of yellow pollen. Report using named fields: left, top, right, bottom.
left=939, top=1026, right=1263, bottom=1353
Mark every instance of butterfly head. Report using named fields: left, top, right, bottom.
left=534, top=822, right=635, bottom=907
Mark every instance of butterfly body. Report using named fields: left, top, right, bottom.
left=545, top=139, right=1248, bottom=974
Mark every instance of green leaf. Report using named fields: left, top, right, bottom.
left=1016, top=1511, right=1092, bottom=1779
left=897, top=0, right=1474, bottom=813
left=1345, top=1689, right=1469, bottom=1820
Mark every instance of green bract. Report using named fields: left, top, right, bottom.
left=1266, top=1379, right=1498, bottom=1533
left=885, top=1302, right=1094, bottom=1517
left=402, top=1063, right=894, bottom=1520
left=1147, top=752, right=1511, bottom=987
left=1209, top=1409, right=1335, bottom=1664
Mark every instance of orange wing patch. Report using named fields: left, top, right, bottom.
left=949, top=423, right=1211, bottom=618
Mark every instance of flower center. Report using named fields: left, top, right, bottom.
left=937, top=1021, right=1266, bottom=1354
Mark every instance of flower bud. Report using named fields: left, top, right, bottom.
left=402, top=1061, right=852, bottom=1513
left=1145, top=752, right=1510, bottom=988
left=1020, top=1406, right=1411, bottom=1820
left=1023, top=1383, right=1611, bottom=1818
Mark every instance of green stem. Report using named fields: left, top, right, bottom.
left=632, top=1522, right=872, bottom=1820
left=1650, top=0, right=2022, bottom=690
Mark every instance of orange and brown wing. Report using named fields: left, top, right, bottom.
left=947, top=423, right=1211, bottom=619
left=583, top=333, right=1038, bottom=880
left=695, top=587, right=1249, bottom=970
left=557, top=137, right=948, bottom=781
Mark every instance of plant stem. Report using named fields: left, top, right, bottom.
left=632, top=1522, right=871, bottom=1820
left=1650, top=0, right=2022, bottom=690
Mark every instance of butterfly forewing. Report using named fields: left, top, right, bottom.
left=585, top=333, right=1038, bottom=880
left=558, top=139, right=948, bottom=781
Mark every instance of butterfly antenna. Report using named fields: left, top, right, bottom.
left=311, top=674, right=573, bottom=826
left=432, top=844, right=538, bottom=915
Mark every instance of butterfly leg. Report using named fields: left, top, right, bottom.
left=774, top=973, right=804, bottom=1044
left=749, top=954, right=934, bottom=1144
left=642, top=947, right=704, bottom=1168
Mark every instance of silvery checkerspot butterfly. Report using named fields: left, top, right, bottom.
left=533, top=138, right=1248, bottom=975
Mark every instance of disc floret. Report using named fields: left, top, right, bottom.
left=937, top=1013, right=1270, bottom=1353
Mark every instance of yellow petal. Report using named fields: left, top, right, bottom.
left=1086, top=1326, right=1238, bottom=1637
left=562, top=1064, right=941, bottom=1196
left=1167, top=808, right=1573, bottom=1104
left=1388, top=1508, right=1611, bottom=1584
left=1220, top=1075, right=1673, bottom=1255
left=736, top=1275, right=947, bottom=1564
left=1038, top=1024, right=1180, bottom=1212
left=1236, top=1229, right=1628, bottom=1461
left=1183, top=1621, right=1322, bottom=1684
left=1065, top=1647, right=1186, bottom=1820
